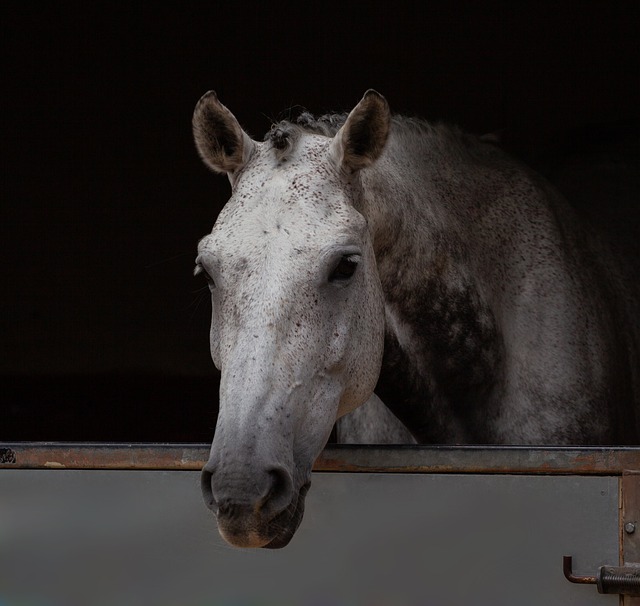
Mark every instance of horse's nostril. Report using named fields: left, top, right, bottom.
left=259, top=466, right=293, bottom=518
left=200, top=467, right=217, bottom=513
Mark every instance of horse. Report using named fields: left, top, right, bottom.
left=192, top=89, right=639, bottom=548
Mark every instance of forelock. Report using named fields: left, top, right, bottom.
left=263, top=111, right=348, bottom=160
left=262, top=122, right=298, bottom=161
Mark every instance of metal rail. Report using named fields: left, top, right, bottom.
left=0, top=442, right=638, bottom=473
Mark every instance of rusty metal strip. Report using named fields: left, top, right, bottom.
left=622, top=472, right=640, bottom=562
left=316, top=444, right=640, bottom=474
left=0, top=443, right=205, bottom=470
left=621, top=472, right=640, bottom=605
left=0, top=443, right=638, bottom=473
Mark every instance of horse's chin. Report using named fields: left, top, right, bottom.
left=217, top=481, right=310, bottom=550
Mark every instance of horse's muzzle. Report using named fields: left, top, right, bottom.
left=201, top=463, right=308, bottom=548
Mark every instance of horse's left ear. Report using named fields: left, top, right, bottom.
left=331, top=90, right=391, bottom=173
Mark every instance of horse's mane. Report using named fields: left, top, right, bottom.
left=264, top=110, right=500, bottom=164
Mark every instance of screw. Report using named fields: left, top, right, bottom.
left=624, top=522, right=636, bottom=534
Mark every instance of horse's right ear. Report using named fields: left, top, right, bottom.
left=192, top=91, right=255, bottom=176
left=331, top=89, right=391, bottom=173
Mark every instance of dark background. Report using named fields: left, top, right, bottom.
left=2, top=1, right=638, bottom=442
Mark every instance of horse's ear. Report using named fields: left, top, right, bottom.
left=331, top=89, right=391, bottom=173
left=192, top=91, right=255, bottom=176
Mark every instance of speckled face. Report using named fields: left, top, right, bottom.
left=197, top=133, right=385, bottom=548
left=193, top=89, right=390, bottom=548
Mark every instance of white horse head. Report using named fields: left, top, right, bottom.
left=194, top=90, right=390, bottom=548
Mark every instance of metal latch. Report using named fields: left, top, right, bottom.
left=563, top=555, right=640, bottom=596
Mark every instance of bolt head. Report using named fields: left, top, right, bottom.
left=624, top=522, right=636, bottom=534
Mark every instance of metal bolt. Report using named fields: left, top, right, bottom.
left=624, top=522, right=636, bottom=534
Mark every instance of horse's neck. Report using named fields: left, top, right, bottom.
left=360, top=130, right=505, bottom=442
left=359, top=129, right=478, bottom=302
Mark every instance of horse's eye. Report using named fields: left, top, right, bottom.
left=329, top=256, right=358, bottom=282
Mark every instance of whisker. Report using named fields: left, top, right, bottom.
left=185, top=290, right=210, bottom=320
left=190, top=284, right=210, bottom=295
